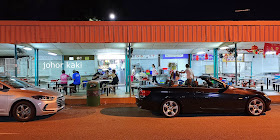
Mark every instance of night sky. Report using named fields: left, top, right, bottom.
left=0, top=0, right=279, bottom=21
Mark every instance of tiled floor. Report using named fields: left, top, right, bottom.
left=63, top=85, right=138, bottom=99
left=41, top=83, right=280, bottom=99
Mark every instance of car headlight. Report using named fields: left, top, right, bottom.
left=32, top=95, right=55, bottom=101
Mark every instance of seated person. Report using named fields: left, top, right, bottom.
left=108, top=70, right=118, bottom=85
left=100, top=70, right=110, bottom=90
left=92, top=69, right=102, bottom=80
left=100, top=70, right=109, bottom=79
left=108, top=70, right=119, bottom=92
left=70, top=70, right=81, bottom=93
left=60, top=70, right=70, bottom=95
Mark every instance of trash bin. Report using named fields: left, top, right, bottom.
left=86, top=81, right=100, bottom=106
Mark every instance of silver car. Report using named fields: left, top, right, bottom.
left=0, top=76, right=65, bottom=122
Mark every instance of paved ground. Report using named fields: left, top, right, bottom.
left=0, top=104, right=280, bottom=140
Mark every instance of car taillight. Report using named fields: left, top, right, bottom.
left=139, top=90, right=151, bottom=97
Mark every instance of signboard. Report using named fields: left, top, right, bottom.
left=222, top=54, right=244, bottom=62
left=132, top=55, right=157, bottom=59
left=162, top=54, right=188, bottom=59
left=192, top=54, right=213, bottom=61
left=264, top=43, right=280, bottom=55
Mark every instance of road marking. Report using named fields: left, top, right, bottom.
left=0, top=133, right=20, bottom=135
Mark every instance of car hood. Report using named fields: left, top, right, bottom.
left=226, top=86, right=265, bottom=96
left=20, top=87, right=62, bottom=97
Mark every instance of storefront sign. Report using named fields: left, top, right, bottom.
left=132, top=55, right=157, bottom=59
left=162, top=54, right=188, bottom=59
left=222, top=54, right=244, bottom=62
left=264, top=43, right=280, bottom=55
left=43, top=62, right=82, bottom=70
left=192, top=54, right=213, bottom=61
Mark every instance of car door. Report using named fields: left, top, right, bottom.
left=194, top=87, right=245, bottom=111
left=0, top=83, right=9, bottom=113
left=168, top=87, right=199, bottom=113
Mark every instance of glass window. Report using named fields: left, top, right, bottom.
left=0, top=77, right=33, bottom=88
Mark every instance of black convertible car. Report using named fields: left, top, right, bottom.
left=136, top=76, right=271, bottom=117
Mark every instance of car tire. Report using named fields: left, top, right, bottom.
left=161, top=99, right=180, bottom=117
left=12, top=101, right=36, bottom=122
left=246, top=97, right=265, bottom=116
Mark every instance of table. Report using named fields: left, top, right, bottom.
left=238, top=78, right=257, bottom=88
left=139, top=79, right=151, bottom=85
left=47, top=80, right=61, bottom=89
left=255, top=76, right=275, bottom=90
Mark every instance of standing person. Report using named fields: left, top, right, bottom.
left=180, top=64, right=194, bottom=86
left=132, top=66, right=136, bottom=76
left=132, top=66, right=136, bottom=80
left=152, top=64, right=158, bottom=84
left=60, top=70, right=70, bottom=95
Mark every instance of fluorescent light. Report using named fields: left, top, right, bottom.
left=23, top=47, right=32, bottom=51
left=220, top=46, right=229, bottom=50
left=197, top=51, right=205, bottom=54
left=97, top=54, right=125, bottom=60
left=48, top=52, right=57, bottom=56
left=266, top=51, right=276, bottom=55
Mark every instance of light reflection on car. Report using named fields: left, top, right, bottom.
left=0, top=76, right=65, bottom=122
left=137, top=76, right=271, bottom=117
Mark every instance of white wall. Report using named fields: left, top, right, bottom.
left=252, top=54, right=279, bottom=75
left=64, top=60, right=96, bottom=76
left=191, top=61, right=213, bottom=76
left=220, top=54, right=279, bottom=76
left=160, top=59, right=188, bottom=71
left=131, top=58, right=158, bottom=72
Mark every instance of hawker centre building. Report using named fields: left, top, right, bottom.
left=0, top=21, right=280, bottom=103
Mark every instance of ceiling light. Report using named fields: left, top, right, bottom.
left=109, top=13, right=115, bottom=20
left=48, top=52, right=57, bottom=56
left=23, top=47, right=32, bottom=51
left=197, top=51, right=205, bottom=55
left=220, top=46, right=229, bottom=50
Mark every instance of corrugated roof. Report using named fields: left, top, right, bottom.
left=0, top=21, right=280, bottom=43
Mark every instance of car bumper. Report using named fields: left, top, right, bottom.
left=266, top=101, right=271, bottom=111
left=265, top=97, right=271, bottom=111
left=35, top=96, right=65, bottom=116
left=136, top=98, right=159, bottom=111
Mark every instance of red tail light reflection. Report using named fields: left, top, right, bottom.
left=139, top=90, right=151, bottom=97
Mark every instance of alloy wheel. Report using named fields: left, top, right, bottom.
left=162, top=100, right=179, bottom=117
left=16, top=104, right=32, bottom=120
left=248, top=98, right=264, bottom=116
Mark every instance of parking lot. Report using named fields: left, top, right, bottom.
left=0, top=104, right=279, bottom=140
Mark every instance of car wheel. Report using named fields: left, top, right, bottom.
left=161, top=99, right=180, bottom=117
left=247, top=97, right=265, bottom=116
left=12, top=101, right=36, bottom=122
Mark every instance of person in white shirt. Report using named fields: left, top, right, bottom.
left=180, top=64, right=194, bottom=86
left=132, top=66, right=136, bottom=80
left=152, top=64, right=158, bottom=84
left=132, top=66, right=136, bottom=76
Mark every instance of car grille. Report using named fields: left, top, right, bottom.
left=57, top=96, right=65, bottom=108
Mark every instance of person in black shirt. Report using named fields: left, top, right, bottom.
left=92, top=69, right=102, bottom=80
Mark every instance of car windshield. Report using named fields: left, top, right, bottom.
left=197, top=77, right=226, bottom=88
left=0, top=77, right=33, bottom=88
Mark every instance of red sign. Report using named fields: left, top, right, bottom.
left=264, top=43, right=280, bottom=55
left=196, top=55, right=199, bottom=61
left=205, top=53, right=208, bottom=60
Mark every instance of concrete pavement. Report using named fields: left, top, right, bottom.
left=0, top=104, right=279, bottom=140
